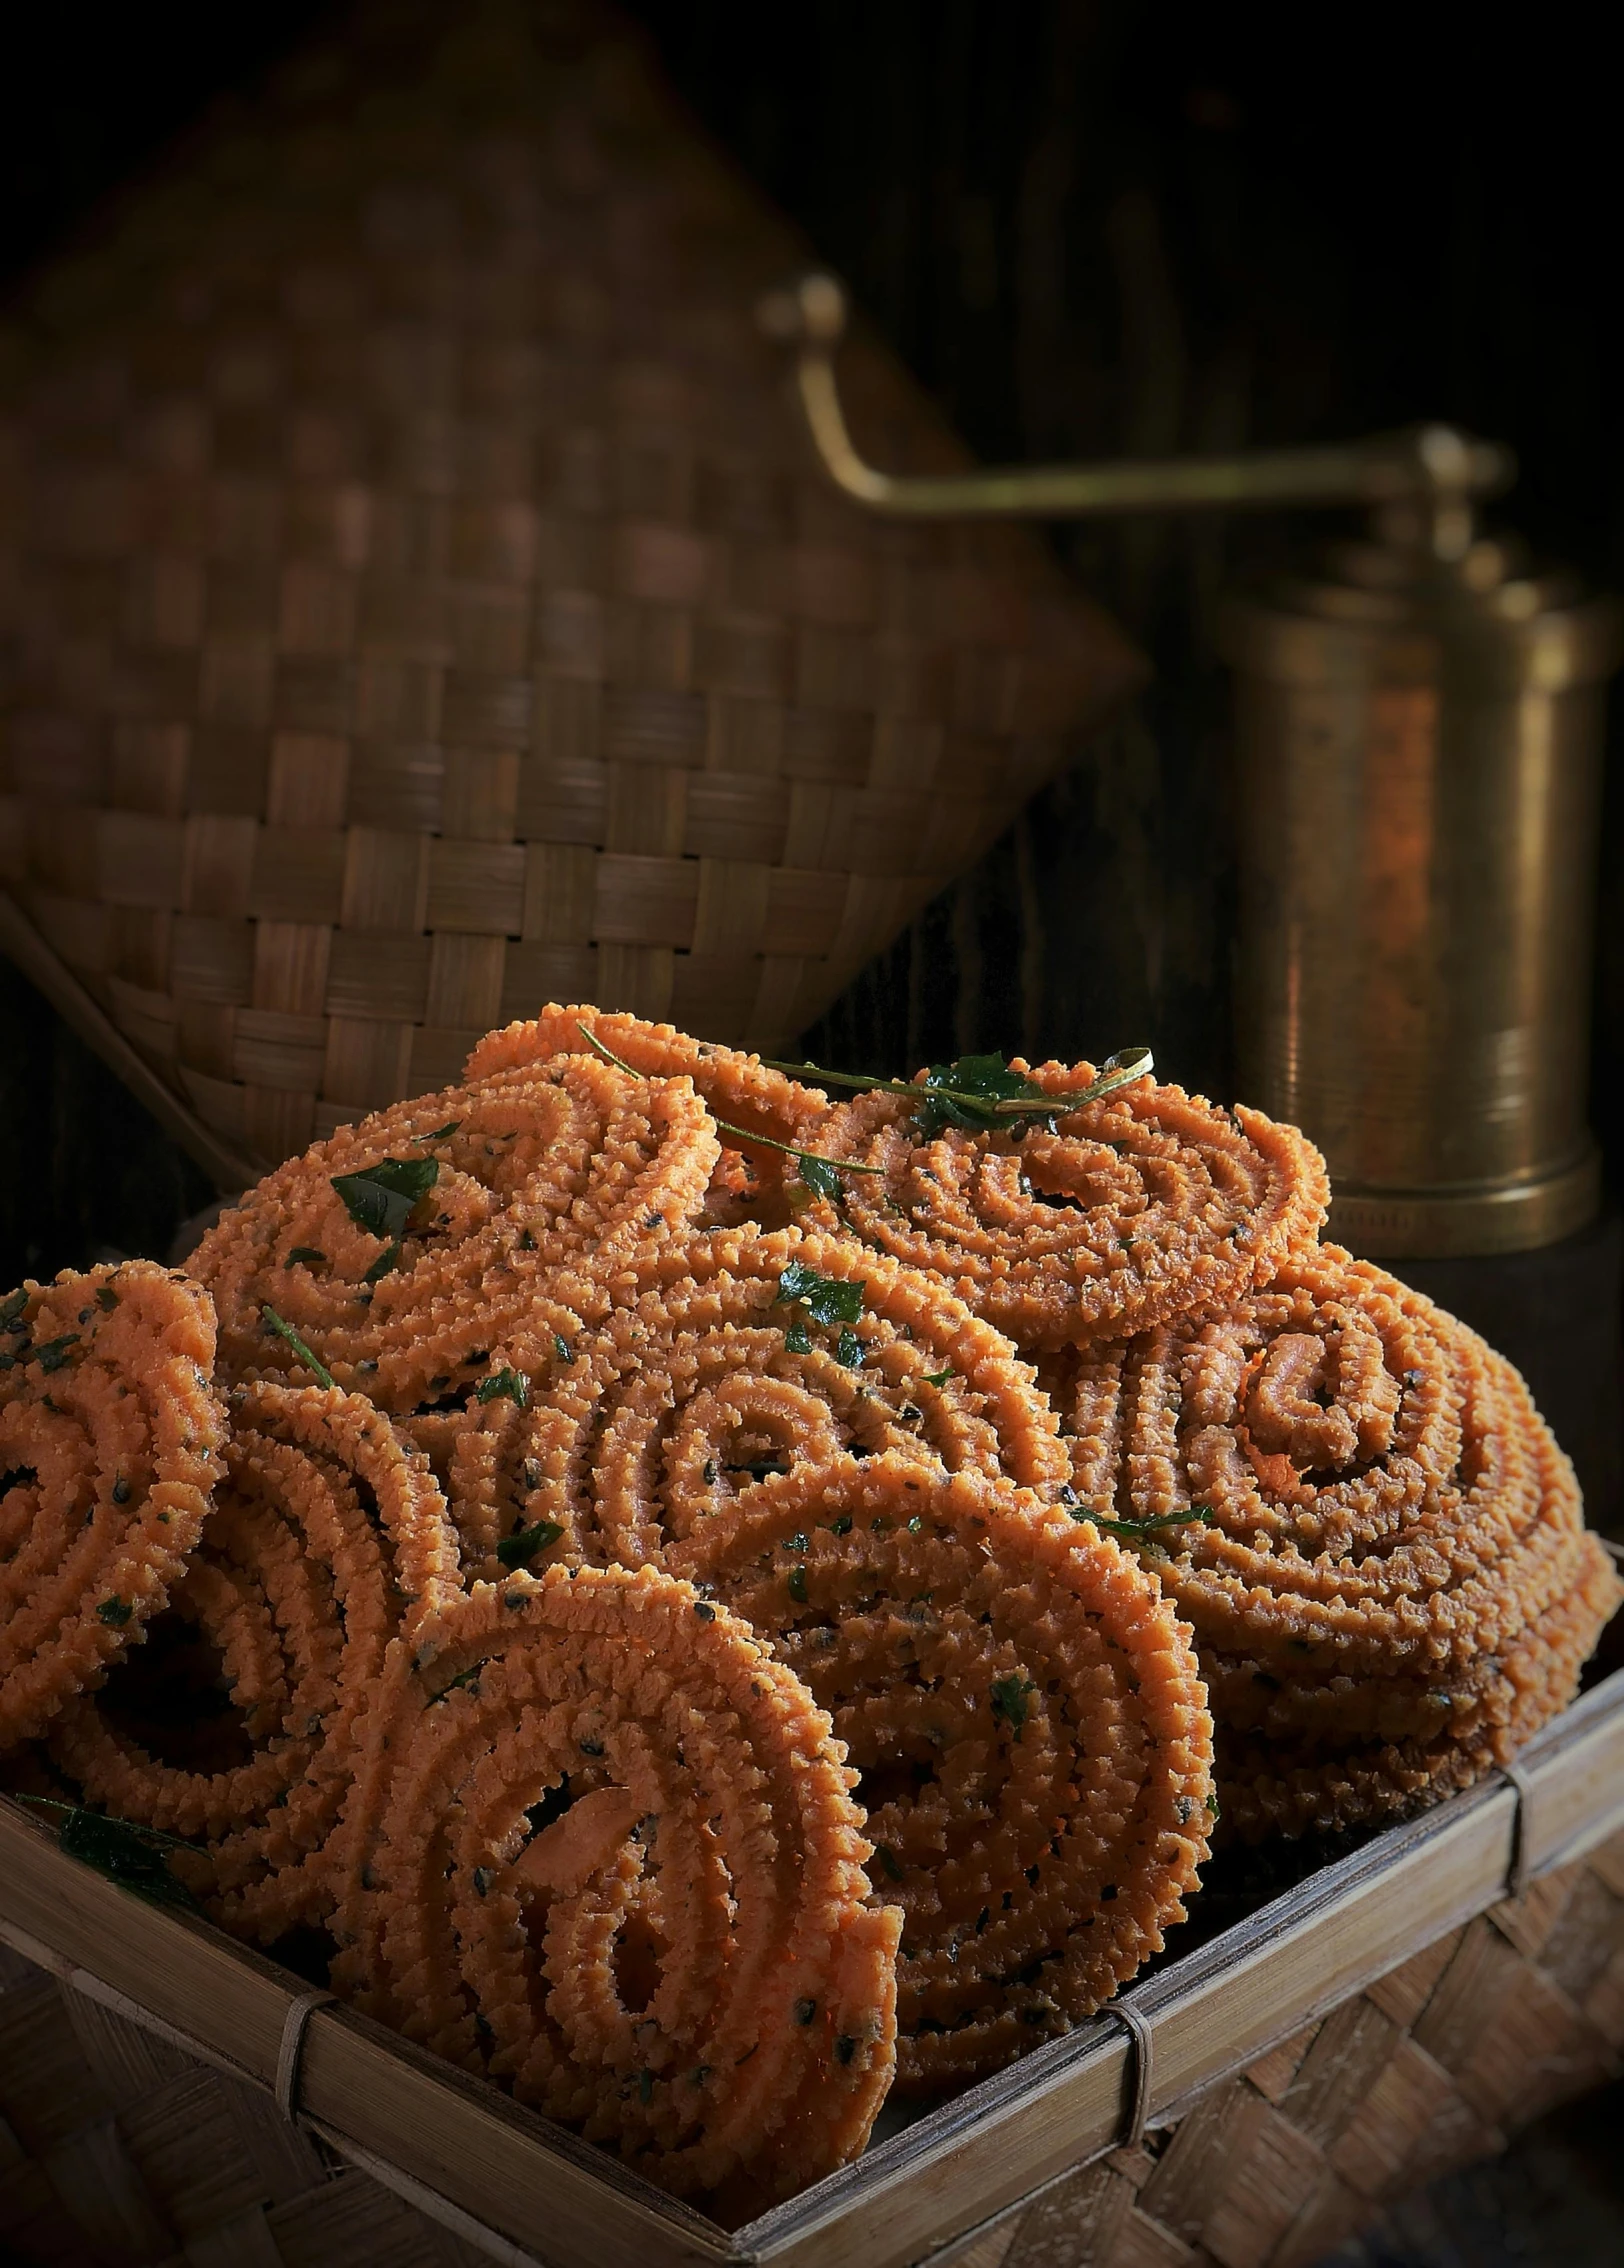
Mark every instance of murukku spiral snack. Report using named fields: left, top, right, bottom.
left=48, top=1381, right=462, bottom=1938
left=505, top=1224, right=1070, bottom=1571
left=672, top=1453, right=1213, bottom=2092
left=403, top=1382, right=588, bottom=1585
left=1047, top=1245, right=1623, bottom=1840
left=192, top=1052, right=717, bottom=1409
left=0, top=1262, right=224, bottom=1751
left=467, top=1005, right=834, bottom=1216
left=797, top=1060, right=1329, bottom=1353
left=329, top=1563, right=901, bottom=2216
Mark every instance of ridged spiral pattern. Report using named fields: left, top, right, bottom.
left=0, top=1262, right=224, bottom=1750
left=1047, top=1245, right=1623, bottom=1838
left=192, top=1052, right=716, bottom=1409
left=673, top=1453, right=1213, bottom=2091
left=474, top=1224, right=1071, bottom=1573
left=467, top=1004, right=833, bottom=1227
left=802, top=1063, right=1329, bottom=1352
left=49, top=1381, right=460, bottom=1938
left=330, top=1564, right=901, bottom=2218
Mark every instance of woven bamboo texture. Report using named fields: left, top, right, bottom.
left=940, top=1825, right=1624, bottom=2268
left=0, top=1825, right=1618, bottom=2268
left=0, top=0, right=1141, bottom=1178
left=0, top=1936, right=480, bottom=2268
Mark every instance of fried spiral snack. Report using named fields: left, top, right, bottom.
left=673, top=1454, right=1212, bottom=2092
left=192, top=1053, right=716, bottom=1409
left=1048, top=1245, right=1623, bottom=1839
left=799, top=1063, right=1328, bottom=1352
left=467, top=1004, right=833, bottom=1219
left=403, top=1383, right=587, bottom=1584
left=330, top=1565, right=901, bottom=2216
left=0, top=1263, right=224, bottom=1751
left=48, top=1381, right=461, bottom=1938
left=508, top=1225, right=1069, bottom=1571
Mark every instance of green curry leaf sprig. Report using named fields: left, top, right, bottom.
left=573, top=1023, right=880, bottom=1199
left=16, top=1795, right=204, bottom=1912
left=330, top=1156, right=441, bottom=1282
left=775, top=1261, right=867, bottom=1369
left=764, top=1046, right=1154, bottom=1142
left=1067, top=1501, right=1215, bottom=1552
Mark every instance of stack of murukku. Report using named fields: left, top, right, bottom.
left=0, top=1268, right=917, bottom=2209
left=2, top=1001, right=1617, bottom=2214
left=0, top=1262, right=224, bottom=1750
left=1045, top=1245, right=1624, bottom=1840
left=472, top=1006, right=1617, bottom=1843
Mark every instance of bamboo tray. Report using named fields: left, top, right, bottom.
left=2, top=1659, right=1622, bottom=2268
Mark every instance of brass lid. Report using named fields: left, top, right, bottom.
left=1219, top=529, right=1624, bottom=688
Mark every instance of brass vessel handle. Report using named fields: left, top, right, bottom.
left=757, top=272, right=1515, bottom=530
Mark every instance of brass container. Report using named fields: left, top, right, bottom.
left=1222, top=539, right=1622, bottom=1256
left=757, top=276, right=1623, bottom=1256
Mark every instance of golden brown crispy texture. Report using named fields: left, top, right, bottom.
left=50, top=1381, right=460, bottom=1939
left=466, top=1222, right=1070, bottom=1573
left=673, top=1453, right=1213, bottom=2092
left=191, top=1052, right=715, bottom=1410
left=800, top=1062, right=1328, bottom=1352
left=1046, top=1245, right=1622, bottom=1838
left=468, top=1004, right=831, bottom=1159
left=0, top=1262, right=224, bottom=1751
left=329, top=1564, right=900, bottom=2216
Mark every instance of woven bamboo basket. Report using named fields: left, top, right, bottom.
left=2, top=1655, right=1621, bottom=2268
left=0, top=0, right=1141, bottom=1188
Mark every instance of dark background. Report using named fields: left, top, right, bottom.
left=0, top=11, right=1621, bottom=2258
left=2, top=0, right=1621, bottom=1263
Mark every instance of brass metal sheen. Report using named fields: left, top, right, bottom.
left=761, top=272, right=1620, bottom=1256
left=1222, top=547, right=1620, bottom=1256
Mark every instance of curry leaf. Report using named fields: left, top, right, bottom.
left=990, top=1673, right=1037, bottom=1737
left=915, top=1054, right=1055, bottom=1139
left=1078, top=1505, right=1214, bottom=1547
left=331, top=1157, right=439, bottom=1242
left=776, top=1261, right=865, bottom=1329
left=797, top=1152, right=842, bottom=1202
left=477, top=1367, right=529, bottom=1409
left=18, top=1796, right=203, bottom=1912
left=496, top=1520, right=565, bottom=1569
left=762, top=1045, right=1154, bottom=1130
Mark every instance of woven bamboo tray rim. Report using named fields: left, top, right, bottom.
left=3, top=1661, right=1622, bottom=2268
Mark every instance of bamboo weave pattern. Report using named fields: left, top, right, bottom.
left=2, top=1826, right=1621, bottom=2267
left=0, top=0, right=1139, bottom=1177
